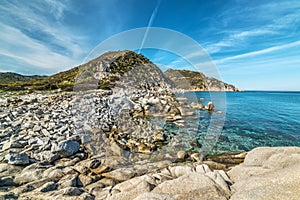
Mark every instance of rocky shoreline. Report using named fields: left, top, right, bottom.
left=0, top=89, right=234, bottom=200
left=0, top=87, right=223, bottom=164
left=0, top=90, right=299, bottom=200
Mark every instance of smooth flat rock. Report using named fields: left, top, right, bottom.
left=229, top=147, right=300, bottom=200
left=152, top=172, right=226, bottom=196
left=14, top=163, right=51, bottom=185
left=228, top=146, right=300, bottom=182
left=102, top=168, right=136, bottom=182
left=135, top=186, right=228, bottom=200
left=106, top=180, right=153, bottom=200
left=112, top=175, right=156, bottom=192
left=230, top=163, right=300, bottom=200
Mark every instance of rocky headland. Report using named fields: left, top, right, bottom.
left=0, top=51, right=298, bottom=199
left=164, top=69, right=241, bottom=92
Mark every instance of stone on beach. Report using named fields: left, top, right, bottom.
left=2, top=141, right=25, bottom=151
left=0, top=176, right=16, bottom=187
left=176, top=150, right=187, bottom=160
left=51, top=140, right=80, bottom=158
left=7, top=152, right=30, bottom=165
left=14, top=163, right=50, bottom=185
left=0, top=120, right=299, bottom=200
left=102, top=168, right=137, bottom=182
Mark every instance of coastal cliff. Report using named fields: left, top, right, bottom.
left=164, top=69, right=241, bottom=92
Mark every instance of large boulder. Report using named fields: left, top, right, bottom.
left=152, top=172, right=230, bottom=198
left=228, top=147, right=300, bottom=200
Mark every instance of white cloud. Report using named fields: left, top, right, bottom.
left=0, top=23, right=79, bottom=72
left=184, top=50, right=207, bottom=59
left=1, top=1, right=86, bottom=56
left=204, top=40, right=234, bottom=54
left=0, top=0, right=88, bottom=74
left=216, top=40, right=300, bottom=64
left=204, top=1, right=300, bottom=55
left=204, top=29, right=277, bottom=54
left=231, top=30, right=277, bottom=40
left=44, top=0, right=68, bottom=20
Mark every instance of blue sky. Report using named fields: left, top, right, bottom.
left=0, top=0, right=300, bottom=90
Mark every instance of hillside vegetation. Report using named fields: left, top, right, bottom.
left=0, top=72, right=46, bottom=84
left=0, top=51, right=240, bottom=92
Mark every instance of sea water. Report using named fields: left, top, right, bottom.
left=190, top=91, right=300, bottom=154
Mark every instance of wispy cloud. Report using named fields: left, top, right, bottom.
left=203, top=1, right=300, bottom=55
left=203, top=29, right=277, bottom=54
left=204, top=40, right=235, bottom=54
left=0, top=23, right=79, bottom=73
left=231, top=30, right=277, bottom=40
left=44, top=0, right=67, bottom=20
left=217, top=49, right=300, bottom=90
left=216, top=40, right=300, bottom=64
left=0, top=0, right=87, bottom=74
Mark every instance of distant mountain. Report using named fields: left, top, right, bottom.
left=0, top=69, right=78, bottom=91
left=0, top=72, right=46, bottom=84
left=164, top=69, right=241, bottom=92
left=0, top=51, right=241, bottom=92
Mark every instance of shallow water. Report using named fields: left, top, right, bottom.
left=191, top=91, right=300, bottom=154
left=196, top=91, right=300, bottom=152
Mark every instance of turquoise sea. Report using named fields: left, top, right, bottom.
left=190, top=91, right=300, bottom=154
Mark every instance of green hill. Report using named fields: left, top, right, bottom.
left=0, top=50, right=152, bottom=91
left=0, top=72, right=46, bottom=84
left=0, top=51, right=241, bottom=92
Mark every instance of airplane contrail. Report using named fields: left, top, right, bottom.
left=138, top=0, right=161, bottom=54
